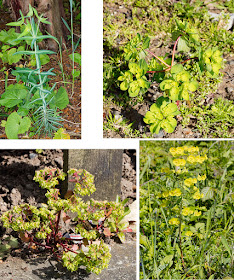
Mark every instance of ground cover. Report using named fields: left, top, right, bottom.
left=140, top=140, right=233, bottom=279
left=0, top=1, right=81, bottom=139
left=103, top=0, right=234, bottom=138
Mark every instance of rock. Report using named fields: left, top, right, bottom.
left=10, top=188, right=21, bottom=206
left=208, top=11, right=234, bottom=30
left=226, top=87, right=233, bottom=94
left=54, top=157, right=63, bottom=168
left=29, top=152, right=37, bottom=159
left=153, top=130, right=165, bottom=138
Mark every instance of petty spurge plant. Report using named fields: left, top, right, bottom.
left=140, top=141, right=234, bottom=279
left=1, top=167, right=130, bottom=274
left=0, top=5, right=69, bottom=138
left=117, top=19, right=224, bottom=135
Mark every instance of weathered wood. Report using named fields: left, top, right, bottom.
left=63, top=150, right=123, bottom=201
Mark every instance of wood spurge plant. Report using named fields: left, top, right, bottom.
left=1, top=167, right=130, bottom=274
left=140, top=142, right=234, bottom=279
left=117, top=19, right=224, bottom=134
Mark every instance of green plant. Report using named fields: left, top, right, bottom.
left=0, top=236, right=19, bottom=260
left=1, top=167, right=130, bottom=274
left=0, top=5, right=69, bottom=138
left=143, top=96, right=180, bottom=134
left=140, top=141, right=234, bottom=279
left=117, top=19, right=224, bottom=134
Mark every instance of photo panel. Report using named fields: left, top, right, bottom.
left=139, top=140, right=233, bottom=279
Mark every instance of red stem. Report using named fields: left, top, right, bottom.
left=171, top=35, right=181, bottom=67
left=147, top=50, right=170, bottom=68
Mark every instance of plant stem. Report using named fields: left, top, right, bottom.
left=147, top=50, right=170, bottom=68
left=171, top=36, right=181, bottom=67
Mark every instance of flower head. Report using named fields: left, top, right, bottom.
left=193, top=191, right=204, bottom=200
left=169, top=218, right=180, bottom=225
left=184, top=231, right=193, bottom=237
left=173, top=158, right=186, bottom=167
left=198, top=174, right=206, bottom=181
left=169, top=188, right=182, bottom=197
left=182, top=207, right=194, bottom=216
left=184, top=178, right=197, bottom=187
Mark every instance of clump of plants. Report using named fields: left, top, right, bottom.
left=1, top=167, right=130, bottom=274
left=140, top=142, right=234, bottom=279
left=117, top=19, right=224, bottom=135
left=0, top=5, right=69, bottom=139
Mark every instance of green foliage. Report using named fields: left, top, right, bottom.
left=1, top=112, right=31, bottom=139
left=118, top=59, right=150, bottom=97
left=1, top=167, right=130, bottom=274
left=0, top=5, right=69, bottom=138
left=160, top=64, right=198, bottom=101
left=0, top=236, right=19, bottom=260
left=103, top=0, right=232, bottom=138
left=140, top=141, right=234, bottom=279
left=143, top=97, right=180, bottom=134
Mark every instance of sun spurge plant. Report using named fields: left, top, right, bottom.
left=140, top=143, right=233, bottom=279
left=117, top=19, right=223, bottom=134
left=0, top=5, right=69, bottom=138
left=1, top=167, right=130, bottom=274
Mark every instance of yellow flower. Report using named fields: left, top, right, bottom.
left=161, top=167, right=171, bottom=173
left=169, top=188, right=182, bottom=197
left=195, top=155, right=207, bottom=164
left=194, top=210, right=201, bottom=216
left=186, top=155, right=196, bottom=164
left=185, top=231, right=193, bottom=237
left=162, top=191, right=169, bottom=198
left=184, top=178, right=197, bottom=187
left=169, top=147, right=184, bottom=157
left=187, top=146, right=199, bottom=153
left=176, top=169, right=182, bottom=174
left=169, top=218, right=180, bottom=225
left=160, top=201, right=167, bottom=207
left=198, top=174, right=206, bottom=181
left=173, top=158, right=186, bottom=167
left=182, top=207, right=194, bottom=216
left=193, top=186, right=198, bottom=191
left=193, top=191, right=204, bottom=200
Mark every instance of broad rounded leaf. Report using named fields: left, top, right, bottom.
left=162, top=103, right=179, bottom=117
left=188, top=81, right=198, bottom=92
left=129, top=81, right=140, bottom=97
left=5, top=112, right=31, bottom=139
left=171, top=64, right=184, bottom=74
left=201, top=187, right=214, bottom=201
left=54, top=87, right=69, bottom=110
left=161, top=116, right=177, bottom=133
left=168, top=87, right=179, bottom=101
left=53, top=128, right=70, bottom=139
left=120, top=81, right=129, bottom=91
left=149, top=121, right=162, bottom=134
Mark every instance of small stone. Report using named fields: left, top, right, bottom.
left=29, top=152, right=37, bottom=159
left=54, top=157, right=63, bottom=168
left=226, top=87, right=233, bottom=94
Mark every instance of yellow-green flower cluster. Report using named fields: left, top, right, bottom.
left=184, top=178, right=197, bottom=187
left=169, top=188, right=182, bottom=196
left=173, top=158, right=186, bottom=167
left=169, top=217, right=180, bottom=225
left=187, top=154, right=207, bottom=164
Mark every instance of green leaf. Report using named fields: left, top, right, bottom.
left=162, top=103, right=179, bottom=117
left=69, top=53, right=81, bottom=65
left=201, top=187, right=214, bottom=201
left=120, top=81, right=129, bottom=91
left=220, top=236, right=232, bottom=258
left=0, top=84, right=28, bottom=107
left=171, top=64, right=184, bottom=74
left=30, top=54, right=50, bottom=66
left=72, top=70, right=80, bottom=78
left=117, top=232, right=125, bottom=243
left=54, top=87, right=69, bottom=110
left=53, top=128, right=70, bottom=139
left=128, top=81, right=140, bottom=97
left=177, top=37, right=190, bottom=52
left=5, top=112, right=31, bottom=139
left=188, top=81, right=198, bottom=92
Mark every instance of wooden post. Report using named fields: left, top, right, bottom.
left=63, top=150, right=123, bottom=201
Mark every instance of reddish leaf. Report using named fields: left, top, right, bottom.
left=19, top=232, right=30, bottom=243
left=103, top=228, right=111, bottom=237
